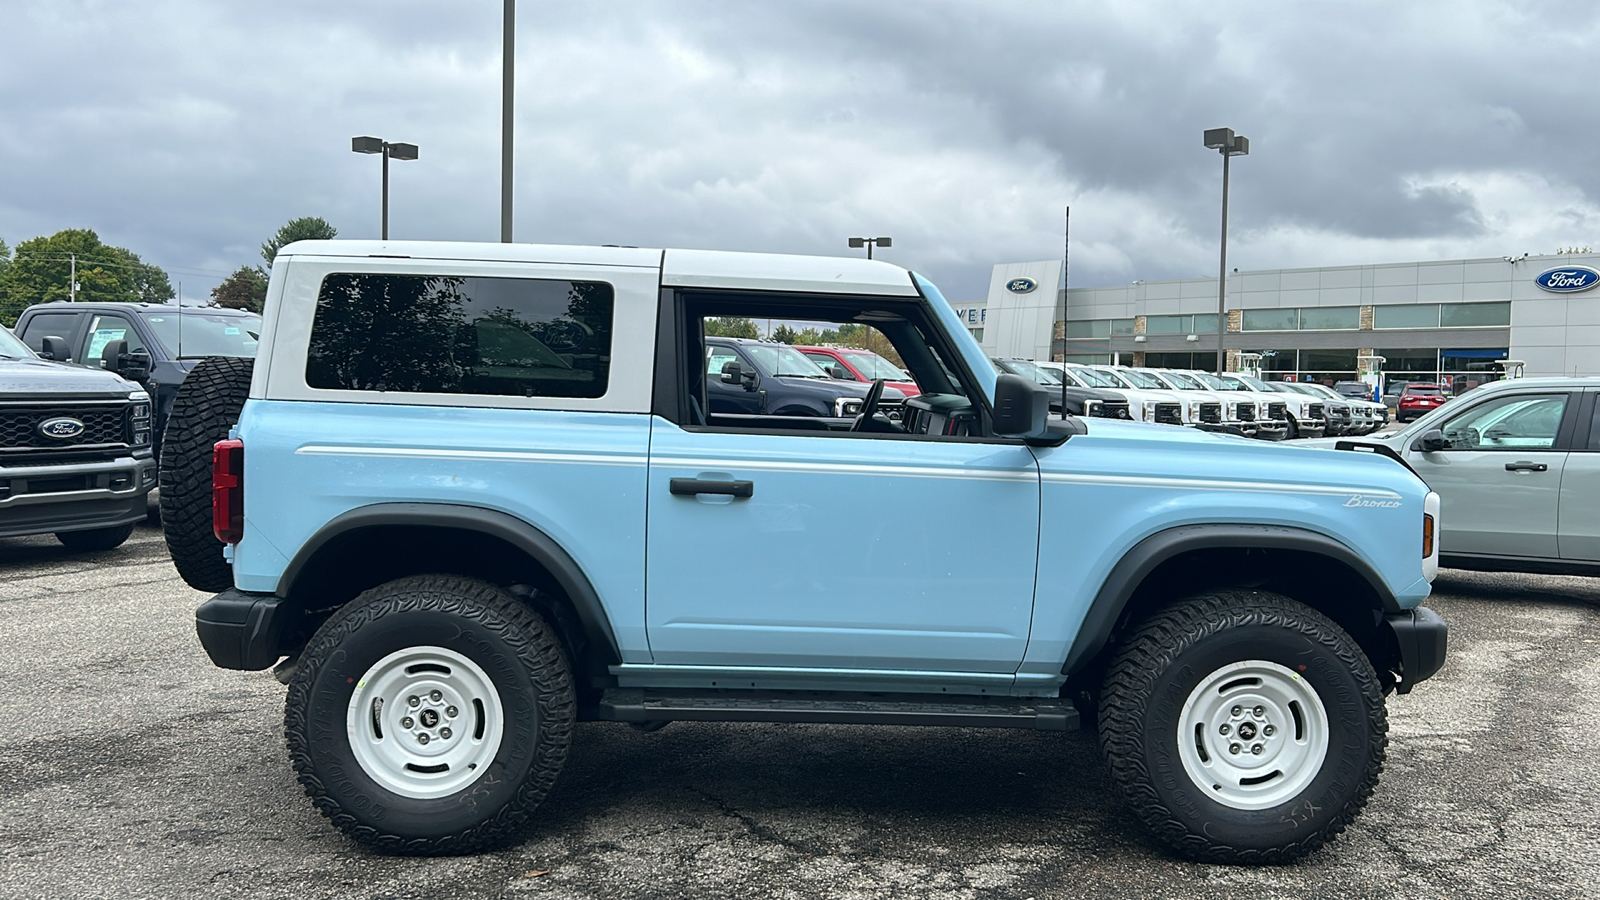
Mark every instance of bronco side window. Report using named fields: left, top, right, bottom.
left=306, top=273, right=614, bottom=399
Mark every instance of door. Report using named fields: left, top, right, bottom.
left=646, top=422, right=1041, bottom=674
left=1405, top=391, right=1574, bottom=558
left=1558, top=392, right=1600, bottom=561
left=76, top=313, right=150, bottom=372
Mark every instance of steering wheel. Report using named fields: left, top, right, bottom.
left=851, top=379, right=886, bottom=432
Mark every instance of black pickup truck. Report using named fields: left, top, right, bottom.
left=705, top=337, right=905, bottom=421
left=0, top=325, right=154, bottom=550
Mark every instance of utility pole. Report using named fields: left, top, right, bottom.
left=501, top=0, right=515, bottom=243
left=69, top=253, right=76, bottom=302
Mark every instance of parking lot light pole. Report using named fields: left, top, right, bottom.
left=1203, top=127, right=1249, bottom=375
left=352, top=136, right=420, bottom=240
left=847, top=236, right=892, bottom=260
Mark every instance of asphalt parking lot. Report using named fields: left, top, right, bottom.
left=3, top=522, right=1598, bottom=900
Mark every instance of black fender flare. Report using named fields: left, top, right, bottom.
left=279, top=502, right=621, bottom=664
left=1060, top=523, right=1400, bottom=677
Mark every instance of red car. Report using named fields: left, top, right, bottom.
left=1396, top=382, right=1450, bottom=422
left=796, top=345, right=921, bottom=397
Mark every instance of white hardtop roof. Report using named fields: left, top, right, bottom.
left=277, top=240, right=919, bottom=297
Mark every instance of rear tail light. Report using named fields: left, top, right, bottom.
left=213, top=439, right=244, bottom=544
left=1422, top=513, right=1435, bottom=559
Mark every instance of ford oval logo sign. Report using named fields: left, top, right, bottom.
left=38, top=417, right=86, bottom=440
left=1006, top=277, right=1037, bottom=294
left=1535, top=265, right=1600, bottom=293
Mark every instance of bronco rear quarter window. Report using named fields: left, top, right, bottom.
left=306, top=273, right=614, bottom=398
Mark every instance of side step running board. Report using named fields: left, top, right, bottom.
left=595, top=688, right=1080, bottom=731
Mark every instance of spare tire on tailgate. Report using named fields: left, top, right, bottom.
left=160, top=356, right=253, bottom=592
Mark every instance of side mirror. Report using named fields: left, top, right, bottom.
left=828, top=364, right=854, bottom=380
left=38, top=335, right=67, bottom=361
left=1411, top=428, right=1445, bottom=453
left=993, top=373, right=1049, bottom=438
left=118, top=349, right=153, bottom=382
left=720, top=360, right=756, bottom=391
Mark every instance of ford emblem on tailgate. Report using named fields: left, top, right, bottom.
left=1535, top=265, right=1600, bottom=293
left=1006, top=277, right=1037, bottom=293
left=39, top=417, right=86, bottom=440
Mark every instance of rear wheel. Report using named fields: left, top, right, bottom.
left=55, top=523, right=135, bottom=552
left=159, top=356, right=253, bottom=591
left=1099, top=591, right=1386, bottom=863
left=285, top=575, right=574, bottom=854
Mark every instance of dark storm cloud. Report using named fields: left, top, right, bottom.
left=3, top=0, right=1599, bottom=303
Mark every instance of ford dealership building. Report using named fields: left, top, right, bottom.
left=964, top=252, right=1600, bottom=391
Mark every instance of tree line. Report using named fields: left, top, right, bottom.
left=0, top=216, right=336, bottom=325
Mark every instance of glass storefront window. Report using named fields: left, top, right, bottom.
left=1146, top=351, right=1213, bottom=369
left=1249, top=349, right=1297, bottom=373
left=1440, top=302, right=1510, bottom=327
left=1298, top=306, right=1359, bottom=330
left=1374, top=304, right=1441, bottom=329
left=1064, top=319, right=1111, bottom=339
left=1372, top=348, right=1439, bottom=372
left=1301, top=349, right=1358, bottom=372
left=1145, top=315, right=1187, bottom=335
left=1110, top=318, right=1136, bottom=336
left=1242, top=308, right=1299, bottom=331
left=1063, top=353, right=1112, bottom=365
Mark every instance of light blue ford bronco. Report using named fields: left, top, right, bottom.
left=168, top=241, right=1447, bottom=863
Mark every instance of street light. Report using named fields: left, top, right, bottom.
left=352, top=136, right=420, bottom=240
left=847, top=236, right=892, bottom=260
left=1203, top=126, right=1249, bottom=375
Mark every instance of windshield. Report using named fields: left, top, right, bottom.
left=1001, top=359, right=1062, bottom=385
left=744, top=343, right=831, bottom=377
left=142, top=311, right=262, bottom=358
left=1236, top=374, right=1273, bottom=391
left=1190, top=371, right=1231, bottom=390
left=841, top=350, right=911, bottom=382
left=1105, top=368, right=1158, bottom=389
left=1157, top=370, right=1205, bottom=390
left=1300, top=383, right=1343, bottom=400
left=1069, top=366, right=1119, bottom=388
left=0, top=327, right=34, bottom=359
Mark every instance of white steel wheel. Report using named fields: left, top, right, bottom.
left=346, top=645, right=505, bottom=800
left=1176, top=659, right=1330, bottom=811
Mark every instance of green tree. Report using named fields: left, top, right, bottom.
left=0, top=239, right=10, bottom=282
left=0, top=229, right=173, bottom=324
left=210, top=265, right=269, bottom=312
left=262, top=216, right=338, bottom=267
left=770, top=323, right=800, bottom=344
left=703, top=316, right=759, bottom=339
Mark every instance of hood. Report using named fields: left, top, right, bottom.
left=1059, top=417, right=1427, bottom=498
left=772, top=374, right=906, bottom=402
left=0, top=357, right=138, bottom=399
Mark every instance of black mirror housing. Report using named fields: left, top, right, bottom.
left=1411, top=428, right=1446, bottom=453
left=719, top=361, right=743, bottom=385
left=993, top=373, right=1049, bottom=438
left=118, top=349, right=153, bottom=382
left=38, top=335, right=67, bottom=361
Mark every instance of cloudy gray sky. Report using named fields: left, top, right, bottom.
left=4, top=0, right=1599, bottom=302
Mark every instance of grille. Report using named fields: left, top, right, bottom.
left=0, top=407, right=127, bottom=450
left=1087, top=400, right=1131, bottom=420
left=1153, top=403, right=1182, bottom=425
left=1309, top=403, right=1325, bottom=419
left=1198, top=403, right=1222, bottom=424
left=1266, top=402, right=1286, bottom=420
left=1235, top=402, right=1256, bottom=422
left=879, top=400, right=904, bottom=422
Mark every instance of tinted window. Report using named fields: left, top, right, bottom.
left=18, top=312, right=81, bottom=354
left=307, top=274, right=613, bottom=398
left=82, top=315, right=148, bottom=369
left=1440, top=395, right=1568, bottom=451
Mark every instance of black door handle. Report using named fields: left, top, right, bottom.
left=1505, top=461, right=1548, bottom=472
left=669, top=478, right=754, bottom=498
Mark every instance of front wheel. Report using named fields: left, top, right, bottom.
left=1099, top=591, right=1386, bottom=863
left=1284, top=416, right=1300, bottom=440
left=285, top=575, right=575, bottom=854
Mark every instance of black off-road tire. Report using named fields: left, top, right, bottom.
left=284, top=575, right=575, bottom=855
left=159, top=355, right=252, bottom=592
left=1284, top=416, right=1300, bottom=440
left=1098, top=591, right=1387, bottom=864
left=55, top=522, right=136, bottom=552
